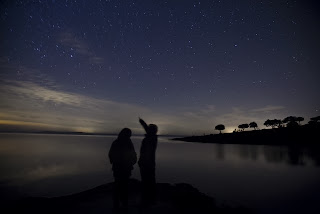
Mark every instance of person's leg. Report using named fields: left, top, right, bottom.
left=139, top=166, right=148, bottom=206
left=113, top=177, right=120, bottom=209
left=140, top=166, right=157, bottom=206
left=119, top=177, right=129, bottom=209
left=147, top=168, right=156, bottom=205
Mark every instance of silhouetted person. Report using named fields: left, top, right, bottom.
left=138, top=118, right=158, bottom=207
left=109, top=128, right=137, bottom=211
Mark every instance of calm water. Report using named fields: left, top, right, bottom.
left=1, top=133, right=320, bottom=213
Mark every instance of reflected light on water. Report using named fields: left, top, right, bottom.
left=0, top=133, right=320, bottom=214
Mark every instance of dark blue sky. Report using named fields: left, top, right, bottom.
left=0, top=0, right=319, bottom=135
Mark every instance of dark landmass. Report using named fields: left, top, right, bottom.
left=4, top=179, right=252, bottom=214
left=172, top=124, right=320, bottom=146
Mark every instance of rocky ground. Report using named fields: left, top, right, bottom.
left=4, top=179, right=252, bottom=214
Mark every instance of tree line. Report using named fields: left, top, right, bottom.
left=214, top=115, right=320, bottom=134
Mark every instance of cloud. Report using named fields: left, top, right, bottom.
left=2, top=81, right=82, bottom=106
left=0, top=80, right=153, bottom=133
left=162, top=105, right=288, bottom=134
left=0, top=80, right=289, bottom=135
left=89, top=56, right=105, bottom=64
left=59, top=32, right=90, bottom=55
left=251, top=105, right=285, bottom=113
left=0, top=80, right=196, bottom=134
left=59, top=31, right=104, bottom=65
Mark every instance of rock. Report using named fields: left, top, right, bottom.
left=5, top=179, right=252, bottom=214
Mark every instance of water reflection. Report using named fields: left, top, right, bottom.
left=262, top=146, right=287, bottom=164
left=305, top=148, right=320, bottom=166
left=1, top=134, right=320, bottom=214
left=1, top=134, right=319, bottom=189
left=214, top=143, right=225, bottom=160
left=0, top=133, right=113, bottom=199
left=210, top=143, right=320, bottom=167
left=266, top=145, right=319, bottom=166
left=237, top=144, right=258, bottom=161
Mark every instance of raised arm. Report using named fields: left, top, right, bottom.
left=139, top=118, right=149, bottom=133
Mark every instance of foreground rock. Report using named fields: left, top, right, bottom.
left=5, top=179, right=252, bottom=214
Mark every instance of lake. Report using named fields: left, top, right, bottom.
left=0, top=133, right=319, bottom=214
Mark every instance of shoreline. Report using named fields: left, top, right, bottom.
left=172, top=124, right=320, bottom=146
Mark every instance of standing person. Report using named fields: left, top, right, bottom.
left=109, top=128, right=137, bottom=211
left=138, top=118, right=158, bottom=207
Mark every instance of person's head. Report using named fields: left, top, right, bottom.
left=148, top=124, right=158, bottom=135
left=118, top=128, right=132, bottom=140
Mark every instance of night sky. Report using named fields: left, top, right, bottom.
left=0, top=0, right=319, bottom=135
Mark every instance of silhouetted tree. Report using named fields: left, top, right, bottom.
left=264, top=119, right=282, bottom=128
left=296, top=117, right=304, bottom=124
left=273, top=119, right=283, bottom=128
left=283, top=116, right=295, bottom=127
left=287, top=121, right=299, bottom=128
left=215, top=124, right=225, bottom=134
left=249, top=122, right=258, bottom=130
left=308, top=120, right=317, bottom=125
left=283, top=116, right=304, bottom=127
left=238, top=123, right=249, bottom=131
left=310, top=116, right=320, bottom=123
left=283, top=116, right=296, bottom=124
left=309, top=116, right=320, bottom=126
left=264, top=119, right=271, bottom=128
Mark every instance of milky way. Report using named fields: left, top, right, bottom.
left=0, top=0, right=319, bottom=135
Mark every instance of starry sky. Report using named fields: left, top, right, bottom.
left=0, top=0, right=319, bottom=135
